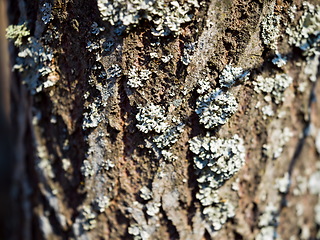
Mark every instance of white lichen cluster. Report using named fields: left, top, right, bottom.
left=128, top=224, right=150, bottom=240
left=82, top=100, right=104, bottom=129
left=203, top=201, right=235, bottom=231
left=140, top=186, right=153, bottom=200
left=287, top=2, right=320, bottom=82
left=81, top=160, right=95, bottom=177
left=195, top=89, right=238, bottom=129
left=287, top=2, right=320, bottom=52
left=136, top=104, right=185, bottom=160
left=275, top=172, right=290, bottom=194
left=7, top=24, right=54, bottom=94
left=97, top=0, right=199, bottom=36
left=127, top=66, right=152, bottom=88
left=263, top=127, right=293, bottom=159
left=146, top=202, right=161, bottom=216
left=272, top=53, right=288, bottom=68
left=255, top=204, right=278, bottom=240
left=219, top=65, right=250, bottom=88
left=196, top=77, right=211, bottom=94
left=80, top=205, right=97, bottom=231
left=189, top=134, right=246, bottom=189
left=136, top=103, right=168, bottom=133
left=40, top=3, right=53, bottom=24
left=181, top=42, right=196, bottom=65
left=152, top=123, right=185, bottom=149
left=94, top=196, right=110, bottom=213
left=189, top=134, right=245, bottom=230
left=253, top=74, right=293, bottom=104
left=261, top=13, right=281, bottom=50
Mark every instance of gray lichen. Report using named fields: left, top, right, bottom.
left=286, top=2, right=320, bottom=82
left=218, top=65, right=250, bottom=88
left=97, top=0, right=199, bottom=36
left=189, top=134, right=245, bottom=230
left=261, top=13, right=281, bottom=50
left=136, top=103, right=168, bottom=133
left=189, top=134, right=246, bottom=190
left=195, top=89, right=238, bottom=129
left=253, top=74, right=293, bottom=104
left=14, top=37, right=54, bottom=94
left=255, top=204, right=278, bottom=240
left=140, top=186, right=153, bottom=201
left=127, top=66, right=152, bottom=88
left=286, top=2, right=320, bottom=52
left=181, top=42, right=196, bottom=65
left=136, top=103, right=185, bottom=161
left=40, top=3, right=53, bottom=24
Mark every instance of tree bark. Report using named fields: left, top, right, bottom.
left=4, top=0, right=320, bottom=239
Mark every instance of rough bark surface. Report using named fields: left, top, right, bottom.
left=4, top=0, right=320, bottom=239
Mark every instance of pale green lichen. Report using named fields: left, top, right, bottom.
left=136, top=103, right=185, bottom=161
left=287, top=2, right=320, bottom=52
left=6, top=23, right=30, bottom=46
left=97, top=0, right=199, bottom=36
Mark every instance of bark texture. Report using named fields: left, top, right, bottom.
left=4, top=0, right=320, bottom=239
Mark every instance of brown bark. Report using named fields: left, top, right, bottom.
left=3, top=0, right=320, bottom=239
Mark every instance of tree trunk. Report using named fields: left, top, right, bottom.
left=3, top=0, right=320, bottom=239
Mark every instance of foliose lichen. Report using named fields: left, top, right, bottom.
left=286, top=2, right=320, bottom=53
left=12, top=35, right=54, bottom=94
left=40, top=3, right=54, bottom=24
left=253, top=74, right=293, bottom=104
left=255, top=204, right=278, bottom=240
left=94, top=196, right=110, bottom=213
left=189, top=134, right=246, bottom=190
left=136, top=103, right=168, bottom=133
left=188, top=133, right=246, bottom=229
left=128, top=224, right=150, bottom=240
left=286, top=2, right=320, bottom=82
left=127, top=66, right=152, bottom=88
left=195, top=89, right=238, bottom=129
left=261, top=13, right=281, bottom=50
left=218, top=65, right=250, bottom=88
left=140, top=186, right=153, bottom=201
left=6, top=23, right=30, bottom=46
left=97, top=0, right=199, bottom=36
left=136, top=103, right=185, bottom=161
